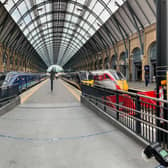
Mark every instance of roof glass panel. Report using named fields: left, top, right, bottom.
left=89, top=0, right=97, bottom=9
left=11, top=9, right=20, bottom=22
left=3, top=0, right=14, bottom=10
left=93, top=2, right=104, bottom=15
left=24, top=14, right=31, bottom=24
left=18, top=1, right=27, bottom=15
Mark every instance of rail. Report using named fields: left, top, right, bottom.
left=81, top=84, right=168, bottom=149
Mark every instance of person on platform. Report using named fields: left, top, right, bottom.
left=145, top=72, right=150, bottom=87
left=50, top=70, right=55, bottom=91
left=144, top=65, right=150, bottom=87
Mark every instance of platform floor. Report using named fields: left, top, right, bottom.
left=0, top=79, right=157, bottom=168
left=128, top=81, right=156, bottom=91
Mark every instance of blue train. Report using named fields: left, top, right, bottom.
left=0, top=71, right=46, bottom=93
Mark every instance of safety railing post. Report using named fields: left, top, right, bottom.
left=95, top=97, right=98, bottom=105
left=0, top=88, right=1, bottom=100
left=116, top=92, right=119, bottom=120
left=135, top=95, right=141, bottom=135
left=163, top=88, right=168, bottom=147
left=81, top=85, right=84, bottom=96
left=104, top=96, right=106, bottom=112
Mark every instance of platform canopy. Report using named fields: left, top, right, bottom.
left=0, top=0, right=125, bottom=67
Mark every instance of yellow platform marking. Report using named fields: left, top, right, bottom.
left=61, top=81, right=80, bottom=101
left=20, top=79, right=48, bottom=104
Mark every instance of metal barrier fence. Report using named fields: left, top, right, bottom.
left=81, top=85, right=168, bottom=149
left=0, top=85, right=19, bottom=107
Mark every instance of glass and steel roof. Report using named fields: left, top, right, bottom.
left=64, top=0, right=156, bottom=69
left=0, top=0, right=125, bottom=67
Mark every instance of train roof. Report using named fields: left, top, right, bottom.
left=91, top=69, right=117, bottom=74
left=5, top=71, right=43, bottom=75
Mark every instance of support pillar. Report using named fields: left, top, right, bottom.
left=156, top=0, right=168, bottom=142
left=21, top=58, right=24, bottom=71
left=157, top=0, right=168, bottom=86
left=0, top=45, right=3, bottom=72
left=13, top=52, right=16, bottom=71
left=6, top=49, right=10, bottom=72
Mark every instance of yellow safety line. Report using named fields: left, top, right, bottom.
left=61, top=81, right=80, bottom=102
left=20, top=79, right=48, bottom=104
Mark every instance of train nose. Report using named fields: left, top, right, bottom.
left=117, top=80, right=128, bottom=91
left=123, top=80, right=128, bottom=91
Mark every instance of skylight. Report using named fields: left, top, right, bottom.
left=0, top=0, right=125, bottom=66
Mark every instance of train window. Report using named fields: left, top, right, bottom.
left=5, top=74, right=14, bottom=82
left=80, top=72, right=87, bottom=80
left=105, top=74, right=110, bottom=79
left=14, top=78, right=19, bottom=84
left=117, top=72, right=125, bottom=80
left=110, top=70, right=125, bottom=80
left=88, top=73, right=93, bottom=80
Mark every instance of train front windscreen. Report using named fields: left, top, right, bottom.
left=80, top=72, right=87, bottom=81
left=109, top=70, right=125, bottom=80
left=0, top=73, right=17, bottom=87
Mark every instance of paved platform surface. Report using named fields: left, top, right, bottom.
left=0, top=79, right=157, bottom=168
left=128, top=81, right=156, bottom=91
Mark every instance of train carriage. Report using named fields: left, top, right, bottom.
left=0, top=71, right=46, bottom=93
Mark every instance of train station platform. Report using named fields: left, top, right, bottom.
left=128, top=81, right=156, bottom=91
left=0, top=79, right=157, bottom=168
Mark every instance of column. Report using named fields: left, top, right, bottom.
left=0, top=44, right=3, bottom=72
left=6, top=49, right=10, bottom=72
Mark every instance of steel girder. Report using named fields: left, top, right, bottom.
left=0, top=3, right=47, bottom=70
left=65, top=0, right=156, bottom=69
